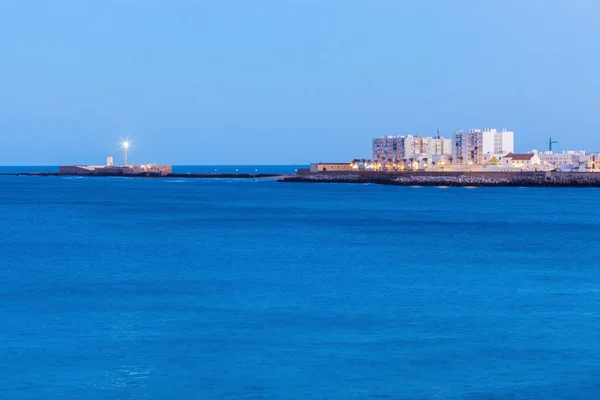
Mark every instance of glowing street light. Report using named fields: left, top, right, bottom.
left=121, top=139, right=131, bottom=166
left=468, top=161, right=473, bottom=172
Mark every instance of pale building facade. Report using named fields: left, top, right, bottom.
left=502, top=153, right=541, bottom=170
left=403, top=135, right=432, bottom=159
left=537, top=150, right=585, bottom=169
left=452, top=128, right=514, bottom=164
left=429, top=138, right=452, bottom=156
left=372, top=135, right=451, bottom=163
left=564, top=154, right=600, bottom=172
left=310, top=163, right=354, bottom=172
left=372, top=136, right=402, bottom=161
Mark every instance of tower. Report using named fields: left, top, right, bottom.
left=437, top=128, right=440, bottom=139
left=121, top=140, right=131, bottom=166
left=106, top=156, right=114, bottom=167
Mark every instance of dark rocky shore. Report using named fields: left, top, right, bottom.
left=281, top=171, right=600, bottom=187
left=7, top=171, right=600, bottom=187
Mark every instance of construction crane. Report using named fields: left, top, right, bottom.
left=548, top=137, right=558, bottom=152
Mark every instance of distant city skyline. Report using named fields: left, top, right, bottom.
left=1, top=0, right=599, bottom=165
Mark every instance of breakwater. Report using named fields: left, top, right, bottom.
left=281, top=171, right=600, bottom=187
left=1, top=172, right=286, bottom=179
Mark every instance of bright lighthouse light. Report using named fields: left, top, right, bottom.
left=121, top=139, right=132, bottom=166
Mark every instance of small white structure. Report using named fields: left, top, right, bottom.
left=503, top=153, right=541, bottom=171
left=310, top=162, right=354, bottom=172
left=106, top=156, right=114, bottom=167
left=487, top=157, right=503, bottom=167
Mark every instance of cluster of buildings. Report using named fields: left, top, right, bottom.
left=372, top=133, right=452, bottom=162
left=60, top=156, right=172, bottom=176
left=372, top=128, right=514, bottom=168
left=310, top=128, right=600, bottom=173
left=60, top=141, right=173, bottom=176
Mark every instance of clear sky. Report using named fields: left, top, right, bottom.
left=1, top=0, right=599, bottom=165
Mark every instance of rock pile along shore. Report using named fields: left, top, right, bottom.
left=281, top=172, right=600, bottom=187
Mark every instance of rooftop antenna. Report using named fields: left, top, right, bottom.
left=548, top=137, right=557, bottom=152
left=121, top=139, right=131, bottom=166
left=437, top=128, right=441, bottom=139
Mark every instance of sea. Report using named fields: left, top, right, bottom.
left=1, top=166, right=600, bottom=399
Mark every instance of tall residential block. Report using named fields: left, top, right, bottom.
left=372, top=135, right=451, bottom=161
left=451, top=128, right=514, bottom=164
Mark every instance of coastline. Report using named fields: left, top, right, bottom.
left=0, top=172, right=288, bottom=179
left=6, top=170, right=600, bottom=187
left=280, top=171, right=600, bottom=187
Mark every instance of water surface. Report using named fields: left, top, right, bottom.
left=1, top=176, right=599, bottom=399
left=0, top=165, right=305, bottom=175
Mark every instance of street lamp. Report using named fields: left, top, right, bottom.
left=440, top=160, right=445, bottom=172
left=468, top=161, right=473, bottom=172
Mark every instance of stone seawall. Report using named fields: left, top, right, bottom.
left=282, top=172, right=600, bottom=187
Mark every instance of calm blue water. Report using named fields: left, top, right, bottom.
left=0, top=165, right=306, bottom=174
left=2, top=176, right=600, bottom=399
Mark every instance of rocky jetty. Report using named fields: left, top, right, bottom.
left=1, top=172, right=286, bottom=179
left=281, top=172, right=600, bottom=187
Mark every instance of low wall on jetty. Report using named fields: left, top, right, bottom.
left=283, top=171, right=600, bottom=187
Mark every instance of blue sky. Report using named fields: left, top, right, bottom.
left=1, top=0, right=599, bottom=165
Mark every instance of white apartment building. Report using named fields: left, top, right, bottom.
left=452, top=128, right=514, bottom=164
left=403, top=135, right=431, bottom=159
left=372, top=135, right=451, bottom=161
left=429, top=138, right=452, bottom=156
left=372, top=136, right=402, bottom=161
